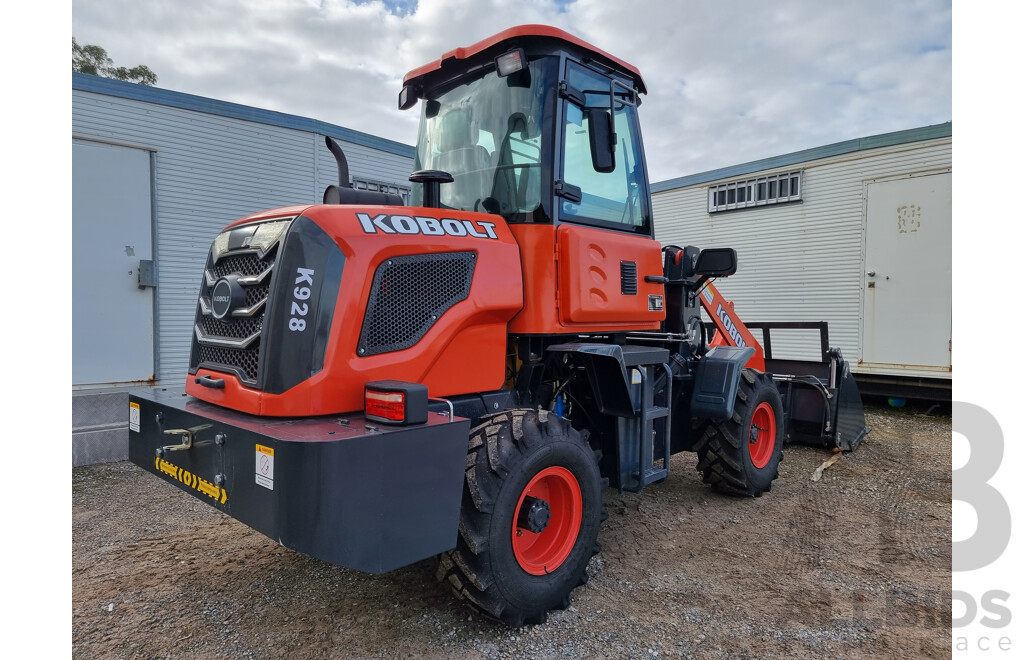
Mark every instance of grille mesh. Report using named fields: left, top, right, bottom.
left=197, top=344, right=261, bottom=382
left=358, top=252, right=475, bottom=356
left=213, top=253, right=268, bottom=278
left=201, top=314, right=263, bottom=340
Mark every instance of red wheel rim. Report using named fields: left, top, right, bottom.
left=748, top=402, right=776, bottom=469
left=512, top=466, right=582, bottom=575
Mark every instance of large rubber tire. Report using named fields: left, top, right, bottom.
left=694, top=369, right=783, bottom=497
left=437, top=409, right=603, bottom=627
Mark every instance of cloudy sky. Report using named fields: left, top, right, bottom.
left=71, top=0, right=952, bottom=183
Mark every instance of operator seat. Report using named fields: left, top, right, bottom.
left=490, top=113, right=540, bottom=217
left=434, top=108, right=492, bottom=210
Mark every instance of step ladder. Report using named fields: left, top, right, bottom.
left=618, top=346, right=673, bottom=492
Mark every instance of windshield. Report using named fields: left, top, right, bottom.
left=412, top=57, right=555, bottom=221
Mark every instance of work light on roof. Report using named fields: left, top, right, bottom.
left=495, top=48, right=526, bottom=77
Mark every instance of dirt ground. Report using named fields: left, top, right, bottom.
left=72, top=400, right=951, bottom=659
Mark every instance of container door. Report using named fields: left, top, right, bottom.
left=862, top=172, right=951, bottom=370
left=73, top=139, right=155, bottom=386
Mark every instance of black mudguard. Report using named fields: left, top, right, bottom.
left=128, top=388, right=469, bottom=574
left=690, top=346, right=756, bottom=420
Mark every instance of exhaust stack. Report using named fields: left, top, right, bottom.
left=321, top=135, right=406, bottom=206
left=325, top=136, right=351, bottom=189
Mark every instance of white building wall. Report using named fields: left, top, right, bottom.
left=72, top=83, right=414, bottom=386
left=651, top=136, right=952, bottom=377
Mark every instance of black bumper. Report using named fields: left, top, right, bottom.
left=128, top=388, right=469, bottom=574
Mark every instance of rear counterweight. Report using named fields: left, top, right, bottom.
left=129, top=388, right=469, bottom=574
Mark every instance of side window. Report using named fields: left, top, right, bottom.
left=560, top=63, right=649, bottom=231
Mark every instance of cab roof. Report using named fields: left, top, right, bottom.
left=402, top=25, right=647, bottom=95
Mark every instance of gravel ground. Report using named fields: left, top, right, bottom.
left=72, top=401, right=951, bottom=659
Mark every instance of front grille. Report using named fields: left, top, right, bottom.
left=191, top=225, right=285, bottom=385
left=358, top=252, right=476, bottom=356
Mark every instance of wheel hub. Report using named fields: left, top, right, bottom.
left=517, top=496, right=551, bottom=534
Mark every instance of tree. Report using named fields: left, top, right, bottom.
left=73, top=38, right=157, bottom=86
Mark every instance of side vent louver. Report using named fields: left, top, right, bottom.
left=620, top=261, right=638, bottom=295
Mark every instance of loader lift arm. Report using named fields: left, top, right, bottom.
left=697, top=280, right=766, bottom=372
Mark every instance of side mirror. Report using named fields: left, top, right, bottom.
left=586, top=109, right=615, bottom=173
left=694, top=248, right=737, bottom=277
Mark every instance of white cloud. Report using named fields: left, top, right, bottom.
left=71, top=0, right=951, bottom=181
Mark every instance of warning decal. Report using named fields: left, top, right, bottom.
left=129, top=402, right=140, bottom=433
left=255, top=444, right=275, bottom=490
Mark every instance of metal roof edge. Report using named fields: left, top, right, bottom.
left=72, top=72, right=416, bottom=159
left=651, top=122, right=952, bottom=193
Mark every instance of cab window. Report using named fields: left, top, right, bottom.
left=560, top=62, right=650, bottom=232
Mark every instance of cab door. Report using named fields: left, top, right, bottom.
left=555, top=60, right=663, bottom=329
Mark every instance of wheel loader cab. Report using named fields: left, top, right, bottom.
left=401, top=26, right=664, bottom=334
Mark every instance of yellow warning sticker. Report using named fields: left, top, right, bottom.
left=129, top=402, right=140, bottom=433
left=256, top=444, right=275, bottom=490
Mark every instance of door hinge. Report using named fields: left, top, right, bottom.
left=558, top=81, right=586, bottom=107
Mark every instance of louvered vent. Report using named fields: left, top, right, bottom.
left=620, top=261, right=638, bottom=295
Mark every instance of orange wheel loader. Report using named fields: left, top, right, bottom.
left=129, top=25, right=869, bottom=627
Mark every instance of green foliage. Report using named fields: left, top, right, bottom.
left=73, top=37, right=157, bottom=86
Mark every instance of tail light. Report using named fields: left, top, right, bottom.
left=364, top=381, right=428, bottom=425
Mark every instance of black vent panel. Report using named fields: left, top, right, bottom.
left=620, top=261, right=638, bottom=295
left=358, top=252, right=476, bottom=356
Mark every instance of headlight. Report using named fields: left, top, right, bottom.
left=211, top=218, right=293, bottom=260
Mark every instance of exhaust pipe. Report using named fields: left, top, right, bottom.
left=321, top=135, right=405, bottom=207
left=325, top=136, right=351, bottom=188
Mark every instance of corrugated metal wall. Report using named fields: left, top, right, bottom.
left=72, top=84, right=414, bottom=385
left=651, top=137, right=952, bottom=373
